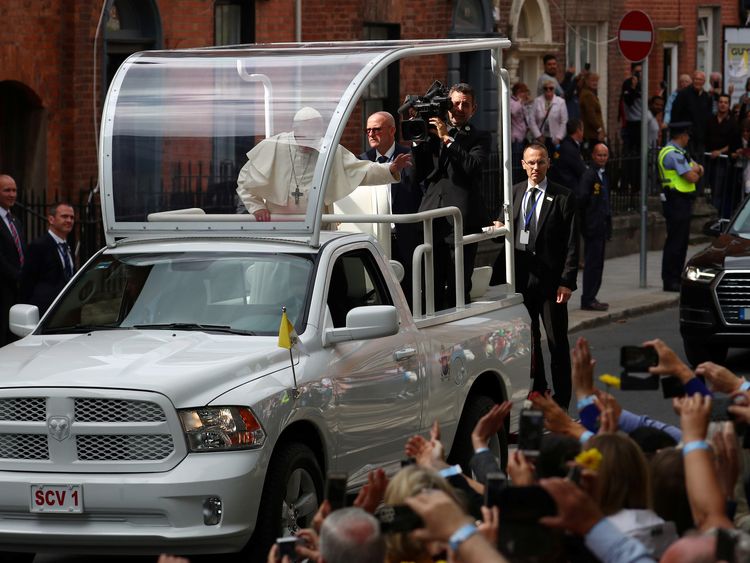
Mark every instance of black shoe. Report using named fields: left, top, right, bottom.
left=581, top=300, right=609, bottom=311
left=663, top=283, right=681, bottom=292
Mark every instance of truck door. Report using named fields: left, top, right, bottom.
left=323, top=247, right=423, bottom=478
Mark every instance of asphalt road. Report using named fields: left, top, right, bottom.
left=30, top=305, right=750, bottom=562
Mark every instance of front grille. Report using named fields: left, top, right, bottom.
left=75, top=398, right=166, bottom=423
left=0, top=398, right=46, bottom=421
left=76, top=434, right=174, bottom=461
left=715, top=272, right=750, bottom=324
left=0, top=392, right=182, bottom=472
left=0, top=434, right=49, bottom=459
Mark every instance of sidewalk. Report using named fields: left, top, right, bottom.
left=568, top=243, right=705, bottom=333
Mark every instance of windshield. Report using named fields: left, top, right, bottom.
left=40, top=252, right=313, bottom=335
left=731, top=198, right=750, bottom=238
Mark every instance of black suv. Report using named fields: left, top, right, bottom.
left=680, top=201, right=750, bottom=365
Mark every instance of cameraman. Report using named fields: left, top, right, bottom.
left=413, top=83, right=491, bottom=310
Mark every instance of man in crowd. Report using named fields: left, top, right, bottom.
left=510, top=143, right=578, bottom=409
left=671, top=70, right=712, bottom=170
left=549, top=118, right=586, bottom=192
left=705, top=93, right=738, bottom=218
left=21, top=202, right=76, bottom=314
left=413, top=83, right=490, bottom=310
left=0, top=174, right=25, bottom=347
left=536, top=54, right=564, bottom=97
left=237, top=107, right=410, bottom=220
left=658, top=122, right=704, bottom=292
left=358, top=111, right=421, bottom=308
left=577, top=143, right=611, bottom=312
left=318, top=507, right=385, bottom=563
left=664, top=73, right=692, bottom=125
left=621, top=62, right=643, bottom=191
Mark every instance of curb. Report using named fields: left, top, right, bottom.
left=569, top=295, right=680, bottom=334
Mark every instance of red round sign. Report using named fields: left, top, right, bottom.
left=617, top=10, right=655, bottom=62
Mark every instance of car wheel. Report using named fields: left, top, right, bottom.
left=447, top=393, right=508, bottom=474
left=243, top=442, right=323, bottom=561
left=684, top=339, right=728, bottom=367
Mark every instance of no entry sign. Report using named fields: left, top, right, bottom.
left=618, top=10, right=654, bottom=62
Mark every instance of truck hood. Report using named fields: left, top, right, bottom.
left=0, top=330, right=291, bottom=406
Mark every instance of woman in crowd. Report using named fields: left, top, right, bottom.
left=529, top=78, right=568, bottom=156
left=510, top=82, right=531, bottom=184
left=578, top=71, right=605, bottom=155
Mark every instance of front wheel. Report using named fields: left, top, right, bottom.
left=243, top=442, right=323, bottom=562
left=448, top=393, right=508, bottom=474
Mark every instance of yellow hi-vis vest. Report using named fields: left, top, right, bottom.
left=657, top=144, right=696, bottom=194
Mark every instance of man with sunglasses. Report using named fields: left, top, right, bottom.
left=359, top=111, right=421, bottom=308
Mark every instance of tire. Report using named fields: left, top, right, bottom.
left=448, top=394, right=508, bottom=474
left=243, top=442, right=323, bottom=562
left=684, top=339, right=728, bottom=367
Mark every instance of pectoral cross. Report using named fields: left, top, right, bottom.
left=291, top=186, right=304, bottom=205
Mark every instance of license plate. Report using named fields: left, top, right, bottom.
left=30, top=485, right=83, bottom=513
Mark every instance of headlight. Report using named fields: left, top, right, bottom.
left=178, top=406, right=266, bottom=452
left=684, top=266, right=718, bottom=283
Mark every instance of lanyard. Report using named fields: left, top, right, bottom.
left=523, top=189, right=542, bottom=229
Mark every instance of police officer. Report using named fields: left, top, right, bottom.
left=658, top=122, right=704, bottom=292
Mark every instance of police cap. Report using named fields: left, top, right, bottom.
left=668, top=121, right=692, bottom=137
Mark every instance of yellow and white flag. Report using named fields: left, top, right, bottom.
left=278, top=309, right=298, bottom=350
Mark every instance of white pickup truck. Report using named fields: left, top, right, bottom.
left=0, top=39, right=530, bottom=561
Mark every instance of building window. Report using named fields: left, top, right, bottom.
left=566, top=24, right=598, bottom=72
left=362, top=24, right=400, bottom=149
left=697, top=7, right=719, bottom=77
left=215, top=1, right=254, bottom=46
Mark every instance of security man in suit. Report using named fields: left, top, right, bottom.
left=549, top=118, right=587, bottom=192
left=21, top=202, right=76, bottom=314
left=359, top=111, right=421, bottom=308
left=512, top=143, right=578, bottom=409
left=658, top=122, right=703, bottom=292
left=577, top=143, right=611, bottom=311
left=413, top=82, right=491, bottom=310
left=0, top=174, right=26, bottom=346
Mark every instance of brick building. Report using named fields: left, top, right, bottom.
left=0, top=0, right=741, bottom=204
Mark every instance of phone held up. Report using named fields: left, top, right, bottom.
left=518, top=408, right=544, bottom=457
left=620, top=345, right=660, bottom=391
left=484, top=471, right=508, bottom=507
left=375, top=504, right=424, bottom=534
left=325, top=472, right=348, bottom=511
left=276, top=536, right=302, bottom=561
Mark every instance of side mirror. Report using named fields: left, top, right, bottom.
left=703, top=218, right=730, bottom=237
left=323, top=305, right=399, bottom=346
left=9, top=304, right=40, bottom=337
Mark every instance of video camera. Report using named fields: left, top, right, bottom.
left=398, top=81, right=453, bottom=141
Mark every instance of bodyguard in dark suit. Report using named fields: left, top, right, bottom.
left=577, top=143, right=611, bottom=311
left=413, top=83, right=491, bottom=310
left=21, top=202, right=76, bottom=315
left=359, top=111, right=421, bottom=308
left=512, top=143, right=578, bottom=409
left=548, top=118, right=587, bottom=192
left=0, top=174, right=26, bottom=347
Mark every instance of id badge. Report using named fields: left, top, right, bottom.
left=659, top=192, right=667, bottom=202
left=519, top=229, right=530, bottom=245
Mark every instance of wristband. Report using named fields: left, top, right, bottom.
left=439, top=464, right=463, bottom=479
left=739, top=380, right=750, bottom=392
left=682, top=440, right=711, bottom=456
left=576, top=394, right=596, bottom=410
left=448, top=523, right=478, bottom=552
left=474, top=447, right=489, bottom=455
left=579, top=430, right=594, bottom=444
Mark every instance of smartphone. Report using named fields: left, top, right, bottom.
left=498, top=486, right=560, bottom=557
left=276, top=536, right=300, bottom=560
left=620, top=346, right=658, bottom=372
left=715, top=527, right=736, bottom=562
left=325, top=472, right=348, bottom=511
left=518, top=408, right=544, bottom=457
left=661, top=376, right=685, bottom=399
left=711, top=396, right=735, bottom=422
left=375, top=504, right=424, bottom=533
left=484, top=471, right=507, bottom=507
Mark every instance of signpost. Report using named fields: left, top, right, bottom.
left=618, top=10, right=654, bottom=289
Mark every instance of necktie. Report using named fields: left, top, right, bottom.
left=58, top=242, right=73, bottom=279
left=6, top=214, right=24, bottom=266
left=525, top=187, right=539, bottom=251
left=377, top=155, right=388, bottom=163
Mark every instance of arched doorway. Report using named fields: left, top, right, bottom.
left=507, top=0, right=556, bottom=90
left=0, top=81, right=46, bottom=197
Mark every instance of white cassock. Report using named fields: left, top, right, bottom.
left=236, top=131, right=398, bottom=216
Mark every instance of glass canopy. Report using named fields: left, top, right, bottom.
left=99, top=38, right=511, bottom=243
